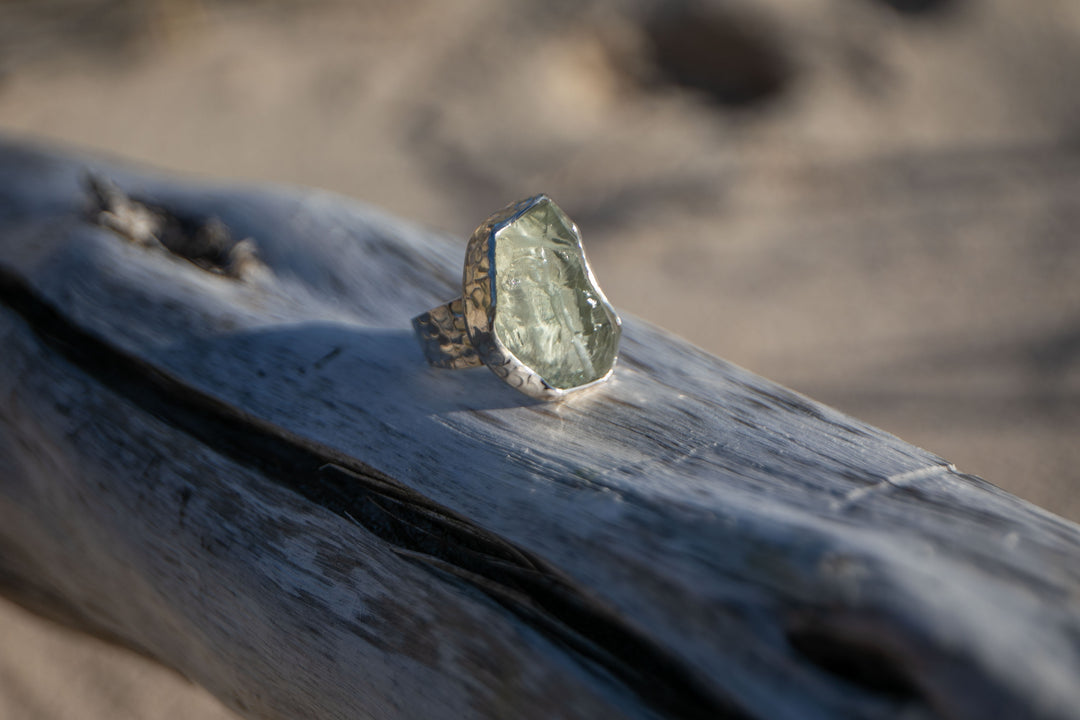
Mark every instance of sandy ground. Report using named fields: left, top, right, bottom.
left=1, top=0, right=1078, bottom=717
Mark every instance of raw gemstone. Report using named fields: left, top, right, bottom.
left=492, top=198, right=620, bottom=389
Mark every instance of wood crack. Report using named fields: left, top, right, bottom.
left=0, top=262, right=748, bottom=720
left=835, top=464, right=957, bottom=512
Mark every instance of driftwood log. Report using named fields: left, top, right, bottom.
left=1, top=137, right=1079, bottom=720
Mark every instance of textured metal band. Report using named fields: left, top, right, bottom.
left=410, top=297, right=483, bottom=369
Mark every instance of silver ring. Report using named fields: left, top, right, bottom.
left=412, top=194, right=621, bottom=401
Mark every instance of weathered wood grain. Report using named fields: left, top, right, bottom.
left=1, top=137, right=1079, bottom=720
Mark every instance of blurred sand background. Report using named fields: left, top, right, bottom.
left=0, top=0, right=1078, bottom=717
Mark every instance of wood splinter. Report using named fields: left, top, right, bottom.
left=84, top=172, right=265, bottom=280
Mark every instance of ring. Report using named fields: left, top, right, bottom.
left=412, top=194, right=621, bottom=401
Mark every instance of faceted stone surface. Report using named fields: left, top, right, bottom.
left=492, top=198, right=620, bottom=389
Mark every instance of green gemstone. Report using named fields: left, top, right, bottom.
left=492, top=197, right=620, bottom=390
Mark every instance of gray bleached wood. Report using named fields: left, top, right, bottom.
left=1, top=137, right=1079, bottom=720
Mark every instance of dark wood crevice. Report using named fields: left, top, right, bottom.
left=84, top=174, right=262, bottom=280
left=0, top=262, right=747, bottom=720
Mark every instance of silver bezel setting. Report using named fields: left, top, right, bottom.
left=461, top=194, right=622, bottom=401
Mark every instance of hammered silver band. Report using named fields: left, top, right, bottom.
left=411, top=297, right=482, bottom=369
